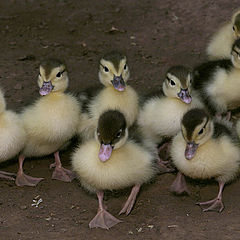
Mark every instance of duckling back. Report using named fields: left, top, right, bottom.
left=0, top=89, right=26, bottom=162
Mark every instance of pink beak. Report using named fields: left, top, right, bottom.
left=98, top=144, right=113, bottom=162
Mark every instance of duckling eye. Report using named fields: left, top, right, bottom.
left=39, top=73, right=41, bottom=77
left=233, top=26, right=236, bottom=32
left=170, top=80, right=176, bottom=86
left=124, top=64, right=127, bottom=70
left=104, top=66, right=109, bottom=72
left=56, top=72, right=61, bottom=78
left=116, top=129, right=122, bottom=138
left=198, top=128, right=204, bottom=135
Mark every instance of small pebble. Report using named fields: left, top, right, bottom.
left=20, top=205, right=27, bottom=210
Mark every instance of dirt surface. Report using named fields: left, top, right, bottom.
left=1, top=1, right=240, bottom=239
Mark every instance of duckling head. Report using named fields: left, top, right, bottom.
left=162, top=66, right=192, bottom=104
left=232, top=10, right=240, bottom=38
left=95, top=110, right=128, bottom=162
left=38, top=59, right=68, bottom=96
left=181, top=108, right=213, bottom=160
left=231, top=38, right=240, bottom=68
left=98, top=51, right=130, bottom=91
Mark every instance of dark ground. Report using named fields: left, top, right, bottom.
left=0, top=1, right=240, bottom=239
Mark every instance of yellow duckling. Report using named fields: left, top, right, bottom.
left=0, top=88, right=26, bottom=180
left=72, top=110, right=157, bottom=229
left=170, top=108, right=240, bottom=212
left=78, top=51, right=139, bottom=141
left=207, top=10, right=240, bottom=60
left=16, top=59, right=80, bottom=186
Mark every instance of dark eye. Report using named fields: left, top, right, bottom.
left=39, top=73, right=41, bottom=77
left=124, top=64, right=127, bottom=70
left=116, top=129, right=122, bottom=138
left=104, top=66, right=109, bottom=72
left=170, top=80, right=176, bottom=86
left=198, top=128, right=204, bottom=135
left=56, top=72, right=61, bottom=78
left=233, top=26, right=236, bottom=32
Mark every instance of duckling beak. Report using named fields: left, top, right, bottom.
left=178, top=89, right=192, bottom=104
left=185, top=142, right=198, bottom=160
left=39, top=81, right=54, bottom=96
left=98, top=144, right=113, bottom=162
left=111, top=75, right=126, bottom=92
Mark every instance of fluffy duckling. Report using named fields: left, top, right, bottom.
left=72, top=110, right=157, bottom=229
left=77, top=51, right=139, bottom=141
left=0, top=89, right=26, bottom=180
left=193, top=38, right=240, bottom=116
left=16, top=59, right=80, bottom=186
left=170, top=108, right=240, bottom=212
left=206, top=10, right=240, bottom=60
left=138, top=66, right=203, bottom=147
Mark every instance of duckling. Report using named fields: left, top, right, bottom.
left=138, top=66, right=203, bottom=164
left=16, top=59, right=80, bottom=187
left=72, top=110, right=157, bottom=229
left=77, top=51, right=139, bottom=141
left=170, top=108, right=240, bottom=212
left=193, top=38, right=240, bottom=117
left=0, top=88, right=26, bottom=180
left=206, top=10, right=240, bottom=60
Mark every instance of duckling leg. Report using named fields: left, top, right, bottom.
left=50, top=151, right=75, bottom=182
left=119, top=184, right=141, bottom=215
left=89, top=191, right=122, bottom=229
left=158, top=142, right=175, bottom=173
left=170, top=172, right=190, bottom=195
left=196, top=181, right=225, bottom=212
left=0, top=170, right=16, bottom=181
left=15, top=155, right=44, bottom=187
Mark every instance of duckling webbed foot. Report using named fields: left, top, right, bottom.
left=15, top=155, right=44, bottom=187
left=196, top=181, right=225, bottom=212
left=89, top=209, right=122, bottom=229
left=16, top=172, right=44, bottom=187
left=170, top=172, right=190, bottom=195
left=119, top=184, right=140, bottom=215
left=50, top=151, right=75, bottom=182
left=157, top=157, right=176, bottom=174
left=0, top=170, right=16, bottom=181
left=196, top=198, right=224, bottom=212
left=89, top=191, right=122, bottom=229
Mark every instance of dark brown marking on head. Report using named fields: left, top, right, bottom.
left=234, top=13, right=240, bottom=31
left=97, top=110, right=127, bottom=145
left=182, top=108, right=209, bottom=140
left=40, top=59, right=66, bottom=79
left=101, top=51, right=126, bottom=72
left=166, top=65, right=191, bottom=89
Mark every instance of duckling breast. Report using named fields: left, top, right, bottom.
left=90, top=86, right=139, bottom=127
left=72, top=139, right=156, bottom=192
